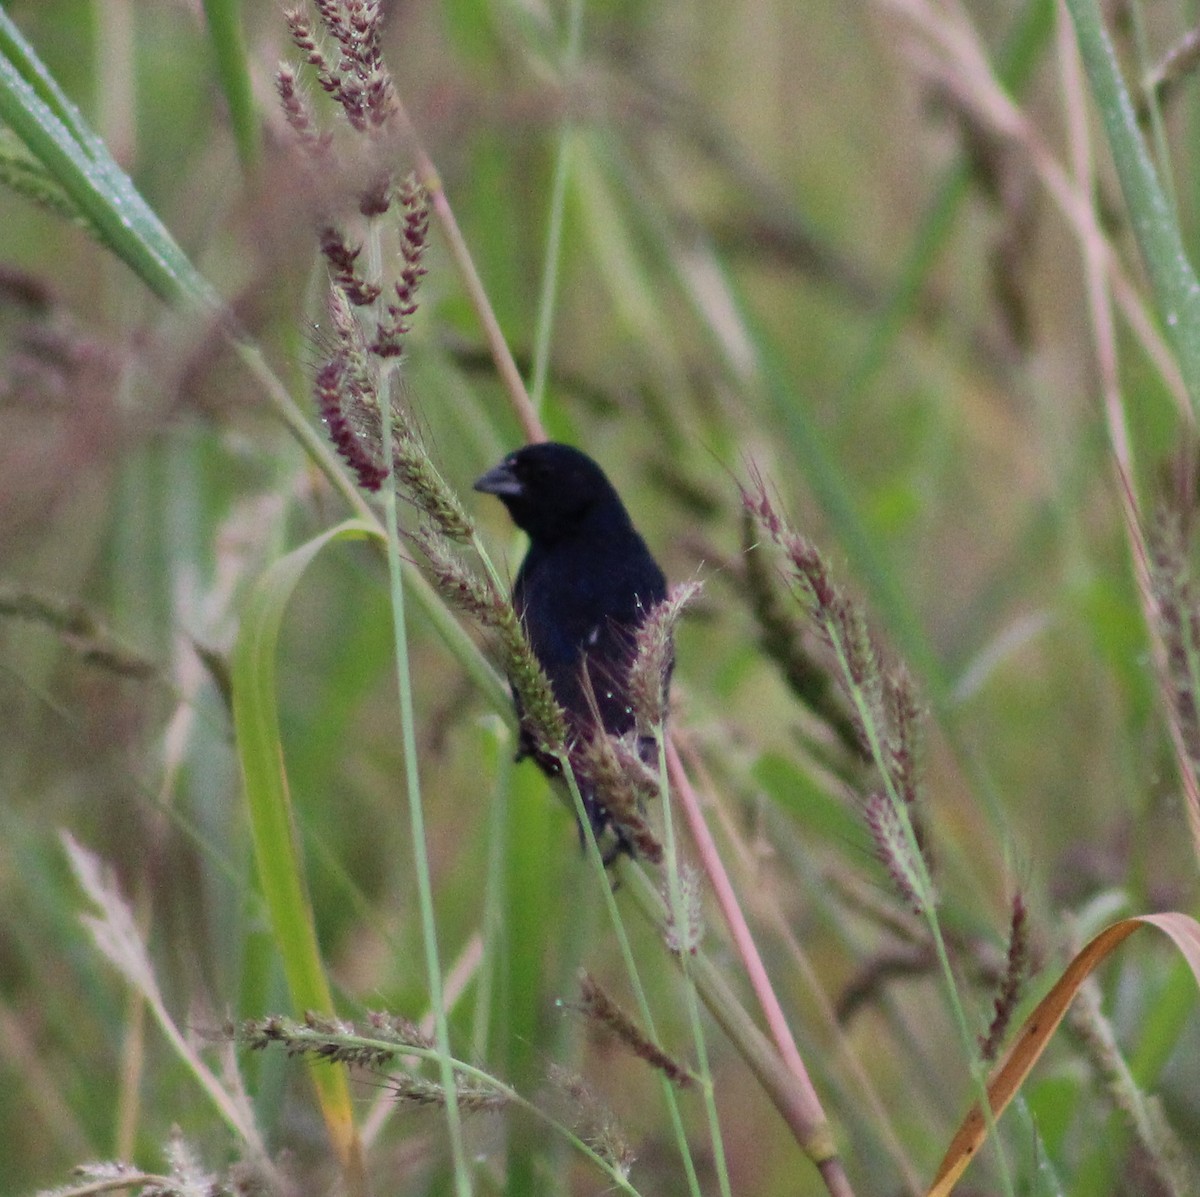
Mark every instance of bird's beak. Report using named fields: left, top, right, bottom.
left=473, top=459, right=523, bottom=497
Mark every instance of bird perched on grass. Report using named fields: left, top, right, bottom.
left=474, top=442, right=669, bottom=856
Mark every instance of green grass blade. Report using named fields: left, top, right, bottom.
left=231, top=517, right=381, bottom=1172
left=840, top=0, right=1054, bottom=402
left=528, top=0, right=585, bottom=413
left=743, top=291, right=944, bottom=693
left=202, top=0, right=260, bottom=174
left=376, top=372, right=472, bottom=1194
left=0, top=8, right=218, bottom=308
left=1064, top=0, right=1200, bottom=416
left=0, top=7, right=95, bottom=142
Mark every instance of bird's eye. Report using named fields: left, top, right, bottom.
left=520, top=459, right=550, bottom=483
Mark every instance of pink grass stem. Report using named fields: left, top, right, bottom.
left=667, top=737, right=852, bottom=1196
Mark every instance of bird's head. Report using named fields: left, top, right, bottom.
left=473, top=442, right=630, bottom=543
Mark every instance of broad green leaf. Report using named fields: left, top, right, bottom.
left=231, top=517, right=381, bottom=1172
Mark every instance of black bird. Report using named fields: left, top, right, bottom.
left=474, top=442, right=669, bottom=851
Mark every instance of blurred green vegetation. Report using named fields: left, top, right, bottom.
left=1, top=0, right=1199, bottom=1194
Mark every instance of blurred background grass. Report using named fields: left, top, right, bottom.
left=1, top=0, right=1199, bottom=1193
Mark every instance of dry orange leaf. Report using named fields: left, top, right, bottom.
left=927, top=913, right=1200, bottom=1196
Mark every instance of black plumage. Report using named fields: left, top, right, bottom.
left=474, top=442, right=669, bottom=850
